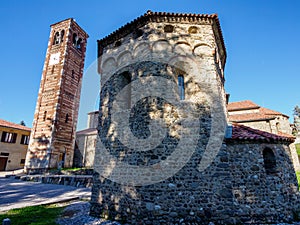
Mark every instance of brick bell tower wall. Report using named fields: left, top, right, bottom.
left=25, top=19, right=88, bottom=173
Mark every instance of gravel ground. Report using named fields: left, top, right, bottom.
left=56, top=201, right=300, bottom=225
left=56, top=201, right=121, bottom=225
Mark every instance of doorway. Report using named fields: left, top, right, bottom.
left=0, top=157, right=8, bottom=171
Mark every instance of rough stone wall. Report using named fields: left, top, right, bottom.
left=241, top=120, right=273, bottom=133
left=227, top=142, right=299, bottom=223
left=91, top=15, right=232, bottom=224
left=236, top=116, right=292, bottom=135
left=25, top=19, right=88, bottom=172
left=235, top=117, right=300, bottom=171
left=91, top=12, right=299, bottom=224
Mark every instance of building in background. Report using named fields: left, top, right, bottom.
left=74, top=111, right=98, bottom=168
left=0, top=119, right=30, bottom=171
left=25, top=19, right=88, bottom=173
left=228, top=100, right=292, bottom=135
left=228, top=100, right=300, bottom=171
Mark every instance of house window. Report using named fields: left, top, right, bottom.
left=178, top=75, right=185, bottom=100
left=20, top=159, right=25, bottom=164
left=20, top=135, right=30, bottom=145
left=1, top=152, right=9, bottom=156
left=1, top=132, right=17, bottom=143
left=263, top=147, right=277, bottom=175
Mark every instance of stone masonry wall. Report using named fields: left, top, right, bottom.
left=91, top=14, right=230, bottom=224
left=227, top=142, right=299, bottom=223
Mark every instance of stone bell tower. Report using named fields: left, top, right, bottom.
left=25, top=19, right=88, bottom=173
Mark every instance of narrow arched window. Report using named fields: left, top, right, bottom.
left=178, top=75, right=185, bottom=100
left=60, top=30, right=65, bottom=43
left=77, top=38, right=82, bottom=50
left=263, top=148, right=277, bottom=175
left=276, top=122, right=280, bottom=132
left=53, top=32, right=60, bottom=45
left=65, top=113, right=69, bottom=123
left=120, top=72, right=131, bottom=109
left=73, top=33, right=78, bottom=47
left=43, top=111, right=47, bottom=121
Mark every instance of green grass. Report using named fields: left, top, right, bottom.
left=0, top=204, right=65, bottom=225
left=296, top=143, right=300, bottom=156
left=297, top=172, right=300, bottom=190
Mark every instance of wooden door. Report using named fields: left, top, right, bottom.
left=0, top=157, right=8, bottom=171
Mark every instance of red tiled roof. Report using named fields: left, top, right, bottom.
left=229, top=124, right=294, bottom=143
left=0, top=119, right=31, bottom=132
left=228, top=100, right=289, bottom=122
left=260, top=107, right=288, bottom=117
left=229, top=113, right=276, bottom=123
left=227, top=100, right=259, bottom=111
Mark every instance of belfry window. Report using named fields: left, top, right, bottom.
left=60, top=30, right=65, bottom=42
left=73, top=33, right=78, bottom=47
left=77, top=38, right=82, bottom=50
left=53, top=30, right=65, bottom=45
left=53, top=32, right=60, bottom=45
left=178, top=75, right=185, bottom=100
left=263, top=148, right=277, bottom=175
left=72, top=33, right=82, bottom=51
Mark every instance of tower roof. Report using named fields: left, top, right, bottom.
left=97, top=10, right=226, bottom=60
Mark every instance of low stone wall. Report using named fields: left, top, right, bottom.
left=19, top=175, right=93, bottom=188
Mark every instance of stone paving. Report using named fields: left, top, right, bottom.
left=0, top=173, right=91, bottom=212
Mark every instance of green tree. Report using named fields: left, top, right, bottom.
left=19, top=120, right=26, bottom=126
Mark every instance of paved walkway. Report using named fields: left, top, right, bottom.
left=0, top=175, right=91, bottom=212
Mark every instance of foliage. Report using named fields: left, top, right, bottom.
left=294, top=105, right=300, bottom=117
left=61, top=167, right=83, bottom=171
left=0, top=204, right=65, bottom=225
left=19, top=120, right=26, bottom=126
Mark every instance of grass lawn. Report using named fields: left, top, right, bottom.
left=0, top=204, right=65, bottom=225
left=296, top=143, right=300, bottom=156
left=296, top=144, right=300, bottom=189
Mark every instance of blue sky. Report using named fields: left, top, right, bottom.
left=0, top=0, right=299, bottom=130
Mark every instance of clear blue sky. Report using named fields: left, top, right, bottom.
left=0, top=0, right=299, bottom=130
